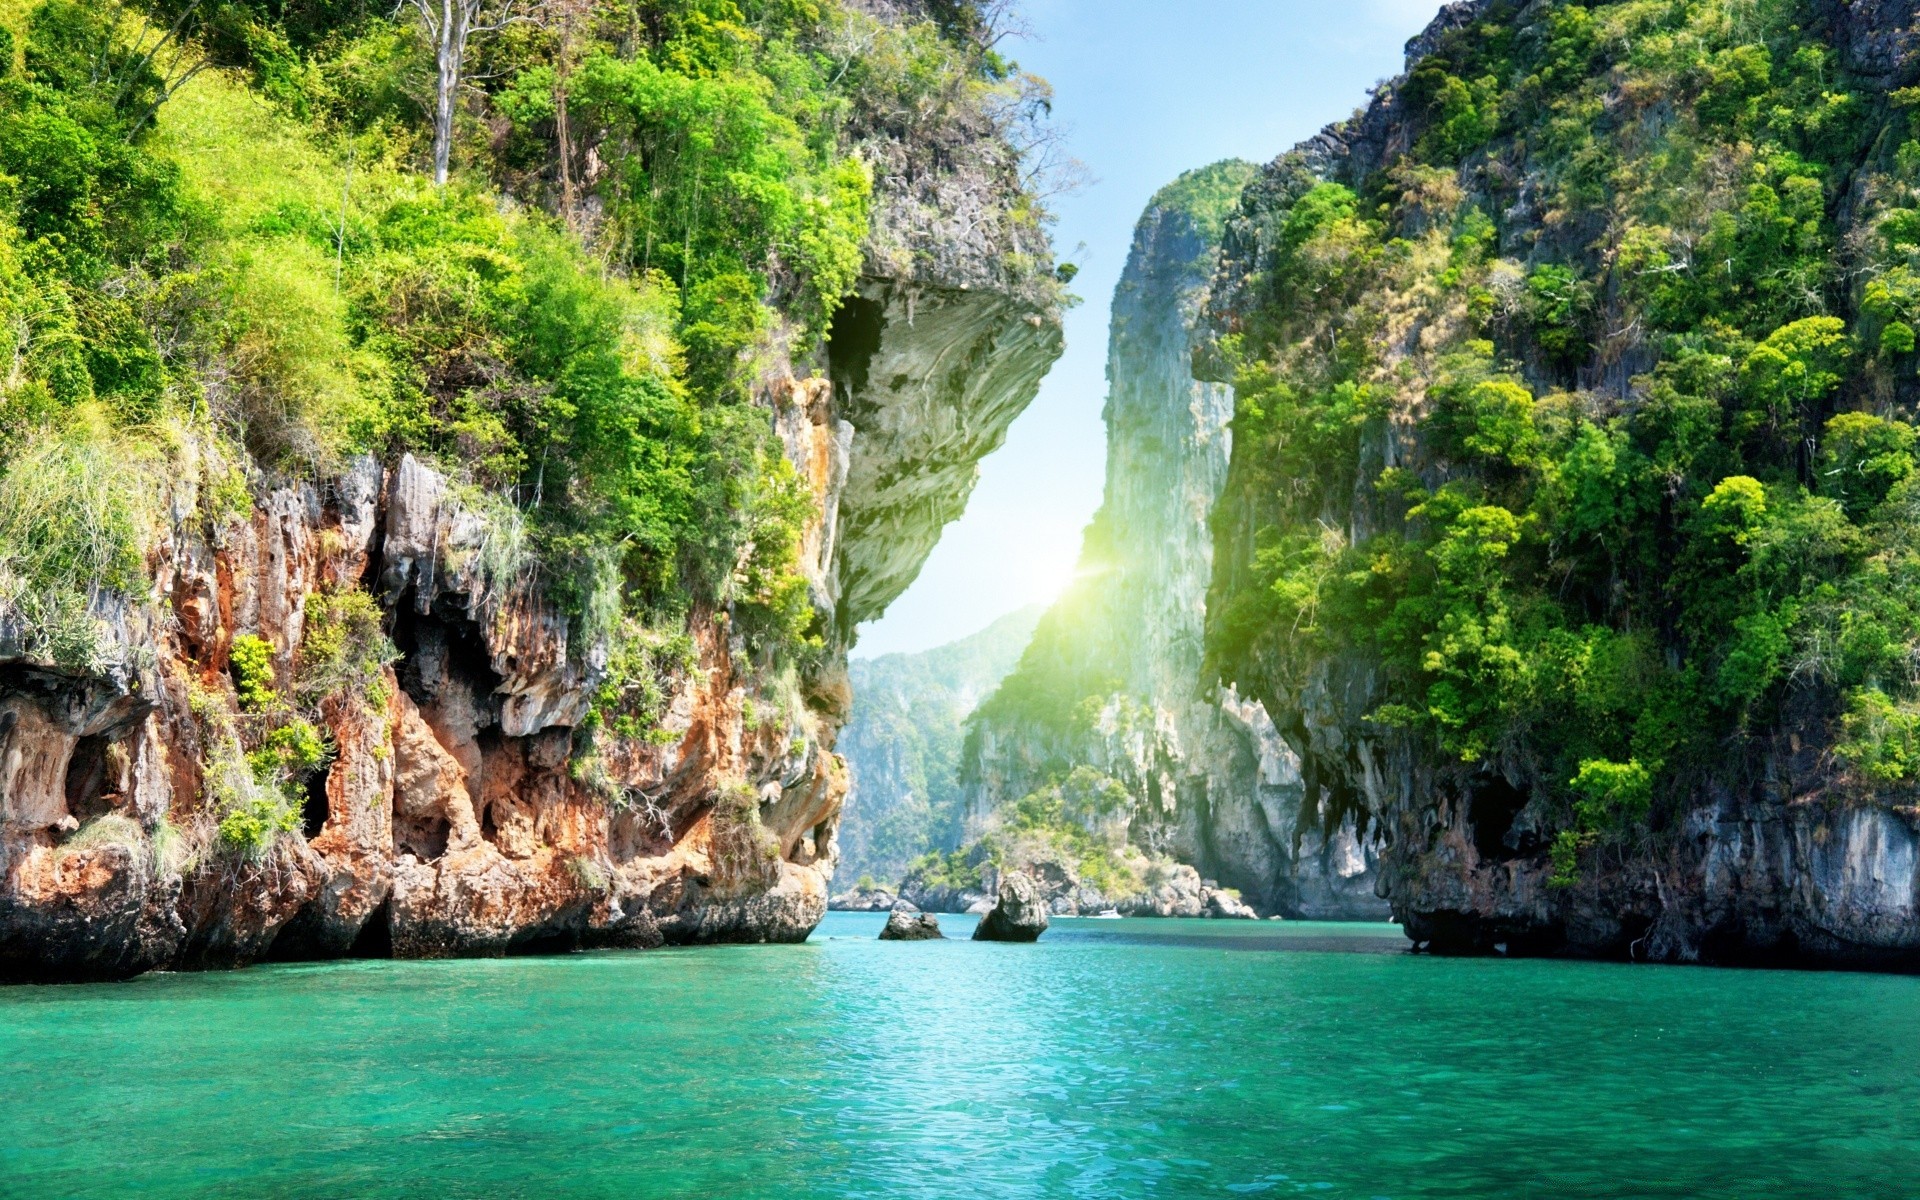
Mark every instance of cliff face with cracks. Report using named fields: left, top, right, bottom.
left=956, top=166, right=1387, bottom=919
left=1202, top=0, right=1920, bottom=966
left=0, top=271, right=1060, bottom=985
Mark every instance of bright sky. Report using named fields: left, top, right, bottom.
left=853, top=0, right=1443, bottom=657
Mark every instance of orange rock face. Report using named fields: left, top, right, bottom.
left=0, top=454, right=837, bottom=978
left=0, top=274, right=1062, bottom=981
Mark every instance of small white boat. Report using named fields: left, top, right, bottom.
left=1091, top=909, right=1122, bottom=920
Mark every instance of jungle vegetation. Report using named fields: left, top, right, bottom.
left=0, top=0, right=1045, bottom=676
left=0, top=0, right=1050, bottom=855
left=1206, top=0, right=1920, bottom=881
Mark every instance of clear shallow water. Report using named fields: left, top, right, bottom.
left=3, top=915, right=1918, bottom=1199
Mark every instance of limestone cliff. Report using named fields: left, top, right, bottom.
left=1201, top=0, right=1920, bottom=966
left=0, top=143, right=1062, bottom=983
left=955, top=164, right=1387, bottom=919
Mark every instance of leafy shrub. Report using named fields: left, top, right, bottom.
left=247, top=718, right=328, bottom=782
left=585, top=619, right=697, bottom=740
left=1548, top=760, right=1653, bottom=886
left=1734, top=316, right=1850, bottom=450
left=229, top=634, right=278, bottom=711
left=1821, top=414, right=1916, bottom=519
left=1524, top=264, right=1592, bottom=372
left=205, top=734, right=300, bottom=858
left=216, top=795, right=301, bottom=857
left=1835, top=690, right=1920, bottom=784
left=297, top=587, right=396, bottom=712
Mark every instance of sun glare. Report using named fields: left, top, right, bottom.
left=1025, top=553, right=1080, bottom=606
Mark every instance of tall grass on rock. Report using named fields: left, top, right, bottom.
left=0, top=419, right=157, bottom=672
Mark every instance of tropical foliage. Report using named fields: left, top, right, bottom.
left=0, top=0, right=1051, bottom=866
left=0, top=0, right=1040, bottom=682
left=1209, top=0, right=1920, bottom=880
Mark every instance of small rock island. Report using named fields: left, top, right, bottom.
left=878, top=910, right=944, bottom=941
left=973, top=876, right=1049, bottom=943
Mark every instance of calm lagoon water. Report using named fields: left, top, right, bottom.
left=3, top=914, right=1918, bottom=1198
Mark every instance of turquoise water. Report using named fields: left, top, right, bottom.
left=4, top=915, right=1919, bottom=1198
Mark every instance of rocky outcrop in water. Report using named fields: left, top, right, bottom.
left=972, top=873, right=1048, bottom=942
left=878, top=909, right=943, bottom=940
left=957, top=164, right=1387, bottom=920
left=1200, top=0, right=1920, bottom=968
left=0, top=209, right=1060, bottom=986
left=1205, top=889, right=1260, bottom=921
left=898, top=848, right=1269, bottom=921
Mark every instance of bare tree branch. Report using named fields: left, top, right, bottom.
left=394, top=0, right=530, bottom=183
left=110, top=0, right=204, bottom=113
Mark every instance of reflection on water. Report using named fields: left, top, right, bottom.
left=1039, top=915, right=1410, bottom=955
left=3, top=915, right=1918, bottom=1198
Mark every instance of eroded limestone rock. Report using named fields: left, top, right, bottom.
left=1192, top=0, right=1920, bottom=967
left=0, top=42, right=1062, bottom=979
left=960, top=169, right=1385, bottom=920
left=973, top=873, right=1048, bottom=943
left=879, top=910, right=942, bottom=940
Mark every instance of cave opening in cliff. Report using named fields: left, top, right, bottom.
left=389, top=590, right=504, bottom=713
left=1618, top=913, right=1655, bottom=962
left=397, top=815, right=451, bottom=861
left=350, top=898, right=394, bottom=958
left=507, top=926, right=580, bottom=957
left=826, top=294, right=884, bottom=414
left=63, top=733, right=117, bottom=823
left=301, top=766, right=331, bottom=839
left=1468, top=777, right=1530, bottom=861
left=1700, top=920, right=1800, bottom=967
